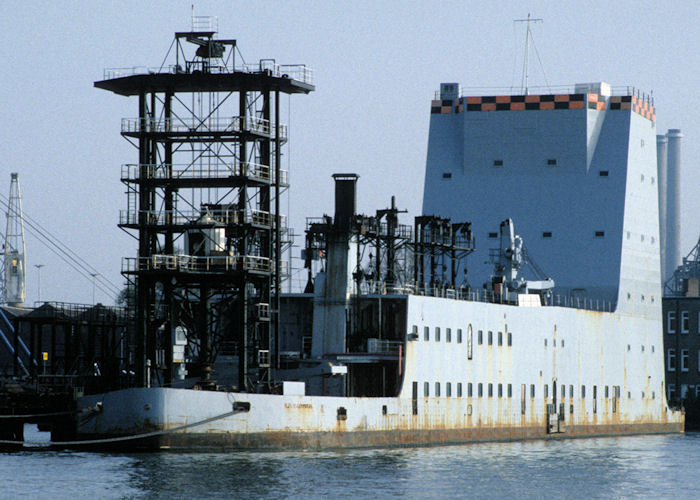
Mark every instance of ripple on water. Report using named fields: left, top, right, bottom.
left=1, top=427, right=698, bottom=499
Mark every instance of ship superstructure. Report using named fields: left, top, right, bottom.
left=424, top=82, right=660, bottom=312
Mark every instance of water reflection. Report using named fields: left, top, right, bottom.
left=2, top=431, right=697, bottom=499
left=122, top=433, right=699, bottom=499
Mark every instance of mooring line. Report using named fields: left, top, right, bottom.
left=0, top=407, right=98, bottom=419
left=0, top=409, right=241, bottom=447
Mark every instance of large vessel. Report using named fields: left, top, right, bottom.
left=74, top=27, right=683, bottom=449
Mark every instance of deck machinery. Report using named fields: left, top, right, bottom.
left=96, top=27, right=314, bottom=392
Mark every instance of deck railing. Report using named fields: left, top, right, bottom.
left=361, top=280, right=617, bottom=313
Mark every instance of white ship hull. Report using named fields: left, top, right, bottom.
left=76, top=297, right=683, bottom=450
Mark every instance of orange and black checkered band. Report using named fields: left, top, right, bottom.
left=431, top=92, right=655, bottom=123
left=431, top=99, right=454, bottom=114
left=608, top=95, right=655, bottom=122
left=461, top=94, right=586, bottom=111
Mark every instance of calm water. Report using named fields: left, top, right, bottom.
left=1, top=426, right=698, bottom=499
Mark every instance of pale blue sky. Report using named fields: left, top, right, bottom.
left=1, top=1, right=698, bottom=304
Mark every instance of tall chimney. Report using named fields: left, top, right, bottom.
left=332, top=173, right=359, bottom=230
left=666, top=129, right=683, bottom=285
left=656, top=134, right=668, bottom=283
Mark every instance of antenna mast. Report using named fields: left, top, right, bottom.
left=3, top=173, right=27, bottom=307
left=515, top=14, right=543, bottom=95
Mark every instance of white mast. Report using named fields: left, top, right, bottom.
left=3, top=173, right=26, bottom=307
left=515, top=14, right=544, bottom=95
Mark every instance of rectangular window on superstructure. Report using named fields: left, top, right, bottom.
left=488, top=232, right=498, bottom=239
left=595, top=231, right=605, bottom=238
left=581, top=385, right=586, bottom=398
left=435, top=382, right=441, bottom=397
left=542, top=231, right=552, bottom=238
left=446, top=328, right=452, bottom=343
left=498, top=384, right=503, bottom=398
left=668, top=311, right=676, bottom=334
left=599, top=170, right=609, bottom=177
left=508, top=384, right=512, bottom=398
left=547, top=159, right=557, bottom=166
left=593, top=386, right=597, bottom=414
left=498, top=331, right=503, bottom=346
left=681, top=349, right=689, bottom=372
left=412, top=382, right=418, bottom=415
left=544, top=384, right=549, bottom=399
left=435, top=327, right=441, bottom=342
left=457, top=328, right=463, bottom=343
left=488, top=383, right=493, bottom=397
left=488, top=331, right=493, bottom=345
left=478, top=330, right=483, bottom=344
left=521, top=385, right=526, bottom=414
left=457, top=383, right=462, bottom=397
left=424, top=382, right=430, bottom=397
left=605, top=386, right=609, bottom=398
left=681, top=311, right=689, bottom=333
left=668, top=349, right=676, bottom=371
left=478, top=383, right=483, bottom=397
left=446, top=382, right=452, bottom=397
left=569, top=385, right=573, bottom=398
left=493, top=160, right=503, bottom=167
left=561, top=385, right=565, bottom=399
left=468, top=383, right=473, bottom=397
left=507, top=332, right=512, bottom=346
left=442, top=172, right=452, bottom=179
left=530, top=384, right=535, bottom=398
left=424, top=326, right=430, bottom=341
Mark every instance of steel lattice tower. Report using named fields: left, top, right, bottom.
left=96, top=21, right=314, bottom=390
left=2, top=173, right=26, bottom=307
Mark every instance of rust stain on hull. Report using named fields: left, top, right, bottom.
left=75, top=422, right=684, bottom=452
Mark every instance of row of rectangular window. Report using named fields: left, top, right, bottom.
left=667, top=310, right=699, bottom=334
left=421, top=382, right=624, bottom=402
left=417, top=326, right=514, bottom=346
left=668, top=384, right=700, bottom=401
left=419, top=326, right=463, bottom=343
left=476, top=329, right=512, bottom=346
left=418, top=326, right=514, bottom=347
left=487, top=231, right=605, bottom=239
left=492, top=159, right=558, bottom=167
left=667, top=348, right=700, bottom=372
left=423, top=382, right=513, bottom=398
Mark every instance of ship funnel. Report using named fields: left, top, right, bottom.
left=665, top=129, right=683, bottom=284
left=657, top=134, right=668, bottom=281
left=332, top=173, right=359, bottom=230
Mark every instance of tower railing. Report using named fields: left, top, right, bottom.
left=103, top=63, right=313, bottom=85
left=120, top=162, right=288, bottom=185
left=120, top=116, right=287, bottom=139
left=118, top=209, right=286, bottom=229
left=122, top=254, right=272, bottom=273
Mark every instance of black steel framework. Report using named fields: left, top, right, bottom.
left=96, top=30, right=313, bottom=391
